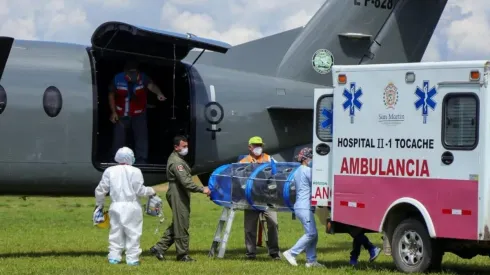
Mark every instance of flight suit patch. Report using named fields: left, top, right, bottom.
left=177, top=165, right=184, bottom=172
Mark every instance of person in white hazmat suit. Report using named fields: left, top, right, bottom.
left=94, top=146, right=156, bottom=266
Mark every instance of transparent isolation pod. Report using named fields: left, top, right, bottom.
left=208, top=162, right=300, bottom=212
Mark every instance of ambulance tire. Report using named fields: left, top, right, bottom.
left=391, top=218, right=434, bottom=273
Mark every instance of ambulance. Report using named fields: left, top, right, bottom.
left=312, top=60, right=490, bottom=273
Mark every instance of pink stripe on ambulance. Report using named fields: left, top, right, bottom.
left=333, top=167, right=478, bottom=240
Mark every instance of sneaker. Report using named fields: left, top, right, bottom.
left=349, top=256, right=358, bottom=266
left=246, top=254, right=257, bottom=260
left=305, top=261, right=325, bottom=268
left=369, top=247, right=381, bottom=262
left=127, top=261, right=140, bottom=266
left=282, top=250, right=298, bottom=266
left=108, top=259, right=120, bottom=264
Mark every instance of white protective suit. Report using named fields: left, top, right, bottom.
left=94, top=147, right=155, bottom=264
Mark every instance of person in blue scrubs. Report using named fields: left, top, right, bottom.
left=282, top=147, right=325, bottom=268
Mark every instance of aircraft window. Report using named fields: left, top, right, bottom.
left=442, top=93, right=479, bottom=150
left=316, top=95, right=333, bottom=142
left=43, top=86, right=63, bottom=117
left=0, top=85, right=6, bottom=115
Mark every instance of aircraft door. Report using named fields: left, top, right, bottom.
left=433, top=81, right=480, bottom=240
left=312, top=88, right=333, bottom=208
left=435, top=82, right=480, bottom=181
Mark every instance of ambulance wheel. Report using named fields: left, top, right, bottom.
left=391, top=218, right=433, bottom=273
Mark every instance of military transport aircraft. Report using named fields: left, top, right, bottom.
left=0, top=0, right=447, bottom=196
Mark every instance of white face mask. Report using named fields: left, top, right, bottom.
left=178, top=147, right=188, bottom=156
left=252, top=147, right=263, bottom=156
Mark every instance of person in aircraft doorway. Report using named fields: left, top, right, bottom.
left=109, top=60, right=167, bottom=164
left=239, top=136, right=281, bottom=260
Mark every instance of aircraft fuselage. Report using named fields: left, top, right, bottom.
left=0, top=39, right=318, bottom=196
left=0, top=0, right=449, bottom=196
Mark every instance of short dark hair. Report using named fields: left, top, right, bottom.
left=173, top=135, right=188, bottom=147
left=124, top=60, right=139, bottom=71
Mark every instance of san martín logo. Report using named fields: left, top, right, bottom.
left=378, top=82, right=404, bottom=126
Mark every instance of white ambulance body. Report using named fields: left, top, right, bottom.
left=312, top=60, right=490, bottom=273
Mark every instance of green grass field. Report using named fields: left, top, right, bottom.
left=0, top=184, right=488, bottom=275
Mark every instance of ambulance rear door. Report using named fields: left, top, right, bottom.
left=312, top=88, right=333, bottom=208
left=433, top=75, right=481, bottom=241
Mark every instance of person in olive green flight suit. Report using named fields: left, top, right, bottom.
left=150, top=135, right=211, bottom=262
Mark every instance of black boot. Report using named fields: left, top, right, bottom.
left=270, top=253, right=281, bottom=260
left=150, top=246, right=166, bottom=261
left=177, top=255, right=196, bottom=262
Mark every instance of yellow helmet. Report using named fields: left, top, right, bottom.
left=96, top=211, right=110, bottom=229
left=248, top=136, right=264, bottom=145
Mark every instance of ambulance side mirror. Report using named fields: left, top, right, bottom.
left=441, top=151, right=454, bottom=165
